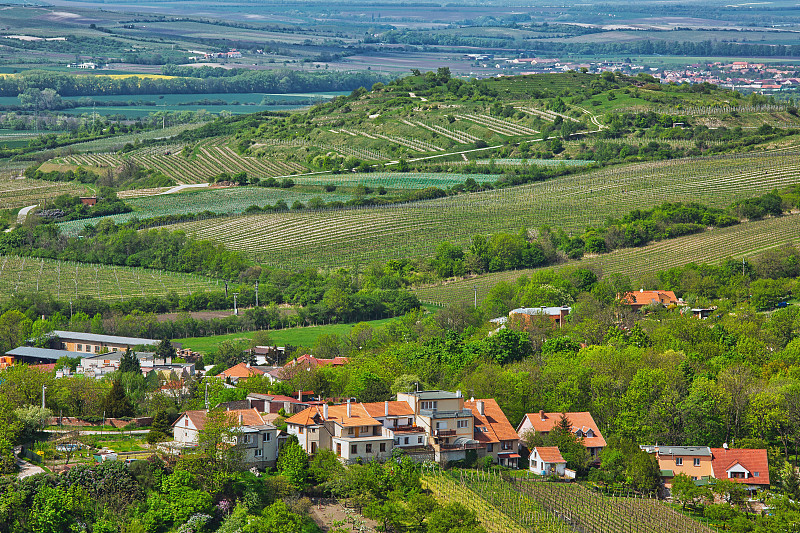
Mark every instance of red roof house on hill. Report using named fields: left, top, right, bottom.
left=621, top=289, right=680, bottom=310
left=465, top=398, right=521, bottom=468
left=517, top=410, right=606, bottom=458
left=217, top=362, right=266, bottom=382
left=710, top=448, right=770, bottom=490
left=284, top=354, right=349, bottom=369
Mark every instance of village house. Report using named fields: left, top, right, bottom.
left=508, top=307, right=571, bottom=328
left=530, top=447, right=567, bottom=476
left=709, top=447, right=770, bottom=493
left=517, top=411, right=607, bottom=458
left=620, top=289, right=680, bottom=311
left=465, top=398, right=520, bottom=468
left=172, top=408, right=278, bottom=468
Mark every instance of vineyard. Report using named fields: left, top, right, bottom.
left=0, top=255, right=220, bottom=302
left=291, top=172, right=499, bottom=189
left=423, top=468, right=714, bottom=533
left=42, top=137, right=307, bottom=185
left=0, top=176, right=88, bottom=210
left=55, top=186, right=354, bottom=235
left=171, top=149, right=800, bottom=270
left=414, top=213, right=800, bottom=307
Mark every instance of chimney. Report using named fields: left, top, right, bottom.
left=298, top=390, right=302, bottom=401
left=384, top=401, right=389, bottom=417
left=640, top=288, right=644, bottom=292
left=246, top=362, right=250, bottom=368
left=238, top=413, right=243, bottom=425
left=456, top=390, right=462, bottom=398
left=323, top=403, right=329, bottom=420
left=477, top=400, right=485, bottom=416
left=539, top=409, right=545, bottom=421
left=347, top=400, right=352, bottom=418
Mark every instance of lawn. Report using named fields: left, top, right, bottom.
left=177, top=318, right=393, bottom=353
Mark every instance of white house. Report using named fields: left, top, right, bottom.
left=172, top=408, right=278, bottom=468
left=530, top=446, right=566, bottom=476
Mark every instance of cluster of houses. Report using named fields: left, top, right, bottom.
left=657, top=61, right=800, bottom=93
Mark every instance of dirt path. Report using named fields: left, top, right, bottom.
left=309, top=498, right=378, bottom=532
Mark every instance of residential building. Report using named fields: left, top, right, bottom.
left=508, top=307, right=571, bottom=328
left=217, top=362, right=266, bottom=383
left=517, top=411, right=607, bottom=458
left=397, top=390, right=479, bottom=463
left=465, top=398, right=520, bottom=468
left=620, top=290, right=680, bottom=311
left=710, top=448, right=769, bottom=492
left=530, top=447, right=566, bottom=476
left=640, top=445, right=715, bottom=486
left=362, top=400, right=428, bottom=450
left=245, top=393, right=309, bottom=415
left=172, top=408, right=278, bottom=468
left=285, top=401, right=393, bottom=464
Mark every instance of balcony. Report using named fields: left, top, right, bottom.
left=435, top=429, right=456, bottom=437
left=440, top=442, right=482, bottom=451
left=391, top=425, right=424, bottom=433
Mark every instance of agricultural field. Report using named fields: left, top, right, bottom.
left=413, top=213, right=800, bottom=307
left=171, top=149, right=800, bottom=270
left=56, top=186, right=355, bottom=235
left=42, top=137, right=308, bottom=184
left=0, top=175, right=89, bottom=210
left=291, top=172, right=500, bottom=189
left=0, top=255, right=220, bottom=303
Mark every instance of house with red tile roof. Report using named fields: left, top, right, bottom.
left=517, top=411, right=606, bottom=458
left=620, top=289, right=680, bottom=311
left=172, top=408, right=278, bottom=468
left=530, top=447, right=566, bottom=476
left=710, top=447, right=769, bottom=492
left=217, top=362, right=266, bottom=382
left=284, top=354, right=349, bottom=369
left=465, top=398, right=520, bottom=468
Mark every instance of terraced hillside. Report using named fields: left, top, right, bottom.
left=171, top=149, right=800, bottom=270
left=41, top=137, right=307, bottom=184
left=0, top=255, right=221, bottom=303
left=414, top=213, right=800, bottom=306
left=0, top=176, right=89, bottom=210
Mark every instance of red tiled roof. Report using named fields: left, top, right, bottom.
left=285, top=402, right=381, bottom=428
left=535, top=446, right=565, bottom=463
left=710, top=448, right=770, bottom=485
left=218, top=362, right=265, bottom=379
left=31, top=363, right=56, bottom=372
left=621, top=290, right=679, bottom=307
left=284, top=354, right=349, bottom=369
left=361, top=401, right=415, bottom=418
left=520, top=412, right=607, bottom=449
left=465, top=399, right=519, bottom=444
left=174, top=408, right=265, bottom=430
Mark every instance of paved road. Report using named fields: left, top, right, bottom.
left=17, top=204, right=37, bottom=223
left=14, top=447, right=45, bottom=478
left=160, top=183, right=209, bottom=195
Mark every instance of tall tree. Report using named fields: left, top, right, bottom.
left=103, top=380, right=134, bottom=418
left=118, top=348, right=141, bottom=374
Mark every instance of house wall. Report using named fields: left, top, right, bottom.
left=657, top=454, right=714, bottom=482
left=331, top=437, right=393, bottom=464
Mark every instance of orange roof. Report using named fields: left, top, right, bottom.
left=218, top=362, right=265, bottom=379
left=621, top=290, right=679, bottom=307
left=175, top=408, right=266, bottom=430
left=284, top=354, right=349, bottom=369
left=710, top=448, right=770, bottom=485
left=465, top=399, right=518, bottom=444
left=535, top=446, right=565, bottom=463
left=285, top=402, right=381, bottom=428
left=361, top=401, right=415, bottom=418
left=520, top=411, right=607, bottom=449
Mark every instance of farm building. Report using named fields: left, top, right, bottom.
left=49, top=330, right=172, bottom=354
left=5, top=346, right=85, bottom=366
left=508, top=307, right=571, bottom=328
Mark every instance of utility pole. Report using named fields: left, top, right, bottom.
left=474, top=286, right=478, bottom=308
left=233, top=293, right=239, bottom=315
left=205, top=382, right=209, bottom=410
left=41, top=385, right=46, bottom=409
left=255, top=281, right=259, bottom=307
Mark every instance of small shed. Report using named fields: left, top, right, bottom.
left=79, top=197, right=98, bottom=206
left=530, top=446, right=566, bottom=476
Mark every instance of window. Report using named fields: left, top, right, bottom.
left=350, top=444, right=357, bottom=455
left=418, top=437, right=423, bottom=444
left=263, top=433, right=271, bottom=442
left=754, top=472, right=760, bottom=477
left=348, top=428, right=354, bottom=435
left=380, top=443, right=386, bottom=453
left=435, top=422, right=445, bottom=429
left=693, top=458, right=700, bottom=466
left=255, top=449, right=263, bottom=457
left=185, top=419, right=188, bottom=426
left=457, top=420, right=468, bottom=428
left=394, top=438, right=399, bottom=445
left=407, top=418, right=413, bottom=425
left=77, top=344, right=82, bottom=351
left=676, top=458, right=683, bottom=466
left=404, top=437, right=409, bottom=445
left=421, top=401, right=438, bottom=410
left=299, top=427, right=304, bottom=434
left=242, top=435, right=250, bottom=443
left=336, top=443, right=342, bottom=456
left=487, top=444, right=494, bottom=452
left=366, top=444, right=372, bottom=453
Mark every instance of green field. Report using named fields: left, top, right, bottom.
left=177, top=318, right=392, bottom=352
left=171, top=149, right=800, bottom=270
left=0, top=255, right=220, bottom=303
left=0, top=176, right=89, bottom=210
left=414, top=213, right=800, bottom=307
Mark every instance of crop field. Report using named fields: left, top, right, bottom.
left=413, top=213, right=800, bottom=307
left=424, top=469, right=713, bottom=533
left=0, top=176, right=88, bottom=210
left=291, top=172, right=499, bottom=189
left=0, top=255, right=220, bottom=303
left=171, top=149, right=800, bottom=270
left=43, top=138, right=308, bottom=184
left=56, top=186, right=354, bottom=235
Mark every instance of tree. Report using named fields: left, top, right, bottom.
left=277, top=435, right=309, bottom=490
left=427, top=503, right=486, bottom=533
left=671, top=473, right=712, bottom=510
left=103, top=380, right=135, bottom=418
left=155, top=338, right=177, bottom=362
left=196, top=408, right=244, bottom=473
left=118, top=348, right=141, bottom=374
left=243, top=501, right=302, bottom=533
left=625, top=449, right=661, bottom=493
left=14, top=406, right=52, bottom=442
left=147, top=410, right=172, bottom=444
